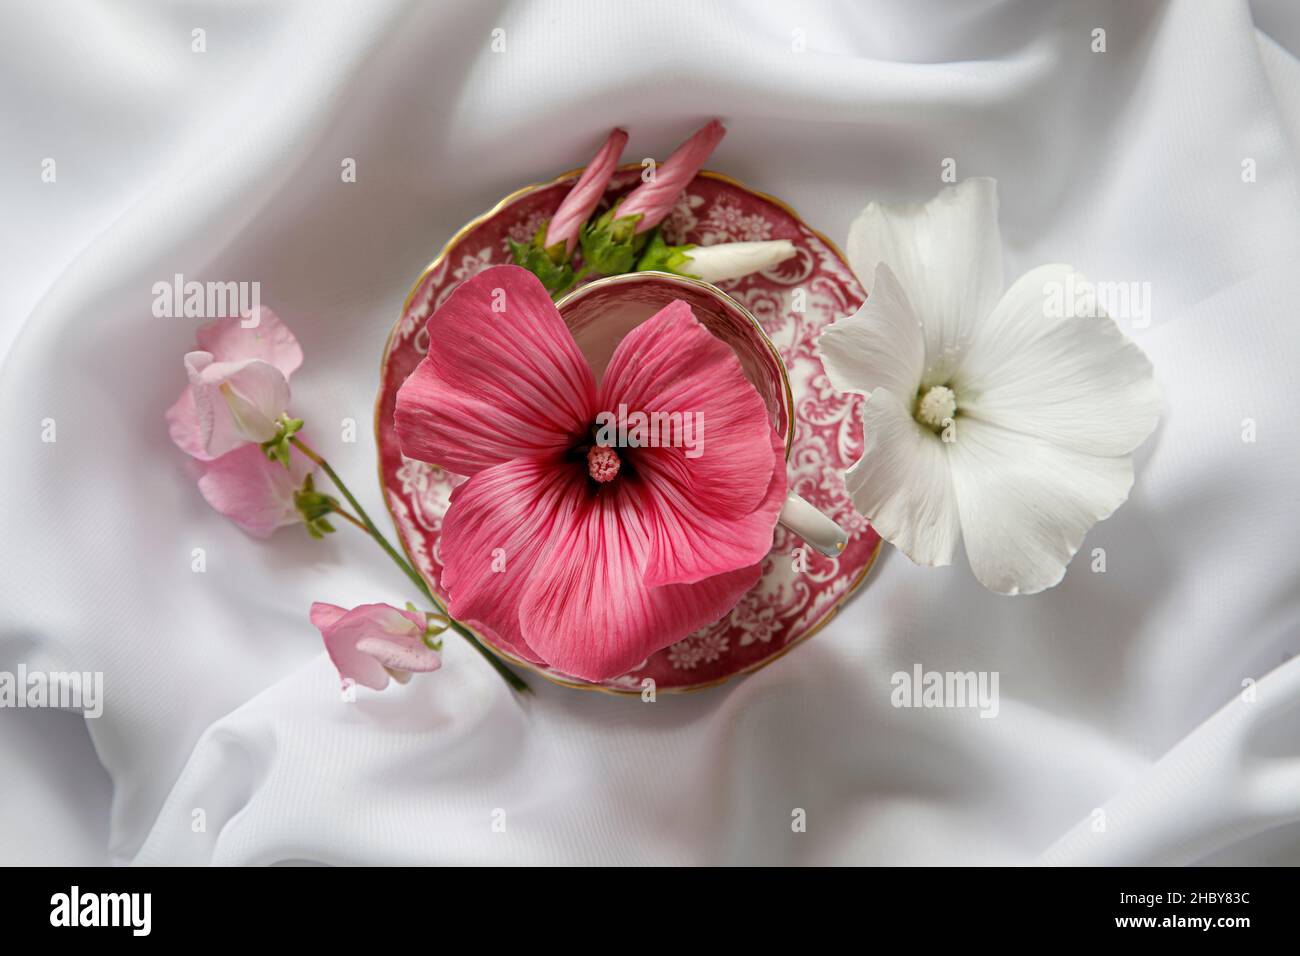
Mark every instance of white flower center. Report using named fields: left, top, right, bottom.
left=915, top=385, right=957, bottom=432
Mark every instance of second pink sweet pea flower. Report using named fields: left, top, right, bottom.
left=394, top=264, right=786, bottom=682
left=311, top=602, right=444, bottom=691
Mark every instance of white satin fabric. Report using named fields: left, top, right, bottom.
left=2, top=0, right=1299, bottom=866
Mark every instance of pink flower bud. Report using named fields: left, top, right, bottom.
left=311, top=602, right=443, bottom=691
left=544, top=128, right=628, bottom=255
left=617, top=120, right=725, bottom=233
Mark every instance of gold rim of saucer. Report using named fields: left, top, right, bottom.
left=374, top=165, right=883, bottom=697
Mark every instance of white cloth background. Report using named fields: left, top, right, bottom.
left=2, top=0, right=1299, bottom=866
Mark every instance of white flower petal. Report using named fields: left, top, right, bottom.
left=954, top=264, right=1162, bottom=457
left=845, top=388, right=960, bottom=567
left=816, top=262, right=926, bottom=401
left=946, top=415, right=1136, bottom=595
left=846, top=178, right=1003, bottom=383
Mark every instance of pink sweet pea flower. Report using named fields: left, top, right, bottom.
left=168, top=308, right=319, bottom=536
left=311, top=602, right=443, bottom=691
left=166, top=308, right=303, bottom=461
left=617, top=119, right=725, bottom=234
left=394, top=265, right=786, bottom=682
left=183, top=352, right=289, bottom=457
left=196, top=438, right=316, bottom=538
left=544, top=128, right=628, bottom=255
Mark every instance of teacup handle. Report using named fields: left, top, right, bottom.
left=778, top=492, right=848, bottom=557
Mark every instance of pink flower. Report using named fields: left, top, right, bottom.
left=167, top=308, right=318, bottom=536
left=617, top=120, right=725, bottom=234
left=394, top=265, right=786, bottom=682
left=196, top=438, right=316, bottom=538
left=183, top=353, right=289, bottom=456
left=166, top=308, right=303, bottom=460
left=544, top=128, right=628, bottom=255
left=311, top=602, right=443, bottom=691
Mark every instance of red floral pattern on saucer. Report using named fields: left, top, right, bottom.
left=376, top=170, right=881, bottom=693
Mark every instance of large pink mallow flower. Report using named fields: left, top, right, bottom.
left=166, top=308, right=303, bottom=461
left=394, top=265, right=786, bottom=682
left=544, top=127, right=628, bottom=255
left=196, top=438, right=316, bottom=538
left=617, top=119, right=725, bottom=233
left=311, top=602, right=443, bottom=691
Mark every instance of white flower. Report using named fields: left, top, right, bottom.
left=683, top=240, right=796, bottom=284
left=816, top=179, right=1161, bottom=595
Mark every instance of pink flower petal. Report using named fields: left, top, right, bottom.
left=195, top=307, right=304, bottom=379
left=165, top=387, right=214, bottom=461
left=354, top=636, right=443, bottom=675
left=309, top=602, right=349, bottom=632
left=518, top=479, right=762, bottom=682
left=545, top=128, right=628, bottom=255
left=617, top=120, right=725, bottom=233
left=311, top=602, right=438, bottom=691
left=196, top=438, right=315, bottom=538
left=636, top=425, right=786, bottom=587
left=597, top=299, right=785, bottom=583
left=439, top=456, right=588, bottom=666
left=395, top=265, right=597, bottom=476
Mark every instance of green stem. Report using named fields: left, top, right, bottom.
left=291, top=436, right=529, bottom=694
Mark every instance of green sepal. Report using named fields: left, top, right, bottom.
left=634, top=230, right=698, bottom=277
left=422, top=610, right=450, bottom=651
left=508, top=224, right=576, bottom=297
left=260, top=413, right=304, bottom=471
left=303, top=516, right=335, bottom=539
left=294, top=474, right=339, bottom=538
left=578, top=203, right=646, bottom=277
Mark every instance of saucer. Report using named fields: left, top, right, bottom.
left=375, top=166, right=882, bottom=693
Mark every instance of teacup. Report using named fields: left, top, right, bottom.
left=555, top=271, right=849, bottom=556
